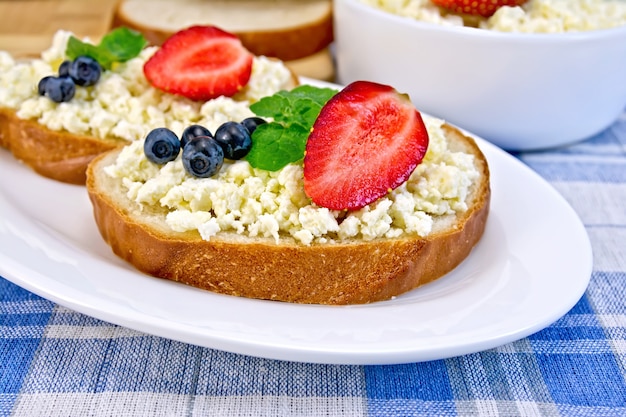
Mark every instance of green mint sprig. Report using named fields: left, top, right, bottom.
left=66, top=27, right=148, bottom=70
left=245, top=85, right=338, bottom=171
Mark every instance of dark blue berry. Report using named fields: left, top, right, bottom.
left=43, top=76, right=76, bottom=102
left=214, top=121, right=252, bottom=160
left=58, top=60, right=71, bottom=77
left=144, top=128, right=181, bottom=164
left=181, top=124, right=213, bottom=149
left=38, top=76, right=53, bottom=96
left=241, top=117, right=267, bottom=135
left=69, top=56, right=101, bottom=87
left=182, top=136, right=224, bottom=178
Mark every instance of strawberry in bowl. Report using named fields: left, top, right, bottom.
left=430, top=0, right=527, bottom=17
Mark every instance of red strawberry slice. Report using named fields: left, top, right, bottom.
left=431, top=0, right=527, bottom=17
left=143, top=26, right=253, bottom=101
left=303, top=81, right=429, bottom=211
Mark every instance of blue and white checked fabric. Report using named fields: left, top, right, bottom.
left=1, top=112, right=625, bottom=416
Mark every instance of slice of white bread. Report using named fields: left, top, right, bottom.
left=113, top=0, right=334, bottom=62
left=0, top=43, right=299, bottom=185
left=86, top=124, right=491, bottom=305
left=0, top=65, right=299, bottom=184
left=0, top=107, right=122, bottom=184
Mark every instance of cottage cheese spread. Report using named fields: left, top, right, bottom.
left=105, top=116, right=479, bottom=245
left=361, top=0, right=626, bottom=32
left=0, top=30, right=294, bottom=142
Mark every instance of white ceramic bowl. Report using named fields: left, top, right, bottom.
left=333, top=0, right=626, bottom=151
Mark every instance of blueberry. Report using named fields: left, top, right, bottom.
left=144, top=128, right=181, bottom=164
left=58, top=60, right=71, bottom=77
left=43, top=76, right=76, bottom=102
left=182, top=136, right=224, bottom=178
left=241, top=117, right=267, bottom=135
left=214, top=121, right=252, bottom=160
left=181, top=124, right=213, bottom=149
left=38, top=76, right=53, bottom=96
left=69, top=56, right=101, bottom=87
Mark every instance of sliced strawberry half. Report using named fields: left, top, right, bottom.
left=431, top=0, right=527, bottom=17
left=303, top=81, right=429, bottom=211
left=143, top=25, right=253, bottom=101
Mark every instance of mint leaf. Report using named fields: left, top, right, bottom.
left=246, top=123, right=309, bottom=171
left=247, top=85, right=338, bottom=171
left=249, top=94, right=291, bottom=120
left=66, top=36, right=103, bottom=62
left=293, top=98, right=325, bottom=127
left=99, top=27, right=147, bottom=62
left=66, top=27, right=147, bottom=70
left=287, top=84, right=340, bottom=106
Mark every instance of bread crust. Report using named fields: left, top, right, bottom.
left=112, top=0, right=334, bottom=61
left=86, top=124, right=491, bottom=305
left=0, top=107, right=124, bottom=184
left=0, top=107, right=11, bottom=150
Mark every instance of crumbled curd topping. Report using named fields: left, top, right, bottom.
left=361, top=0, right=626, bottom=32
left=0, top=30, right=294, bottom=141
left=361, top=0, right=465, bottom=26
left=105, top=116, right=479, bottom=245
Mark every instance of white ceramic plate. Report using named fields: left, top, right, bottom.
left=0, top=116, right=592, bottom=366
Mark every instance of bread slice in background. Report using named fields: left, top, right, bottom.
left=113, top=0, right=335, bottom=80
left=86, top=124, right=491, bottom=305
left=284, top=47, right=335, bottom=82
left=113, top=0, right=334, bottom=60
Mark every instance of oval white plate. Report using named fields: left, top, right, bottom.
left=0, top=98, right=592, bottom=365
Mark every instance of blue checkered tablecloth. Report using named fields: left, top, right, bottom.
left=1, top=112, right=625, bottom=416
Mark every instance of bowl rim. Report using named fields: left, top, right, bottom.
left=336, top=0, right=626, bottom=42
